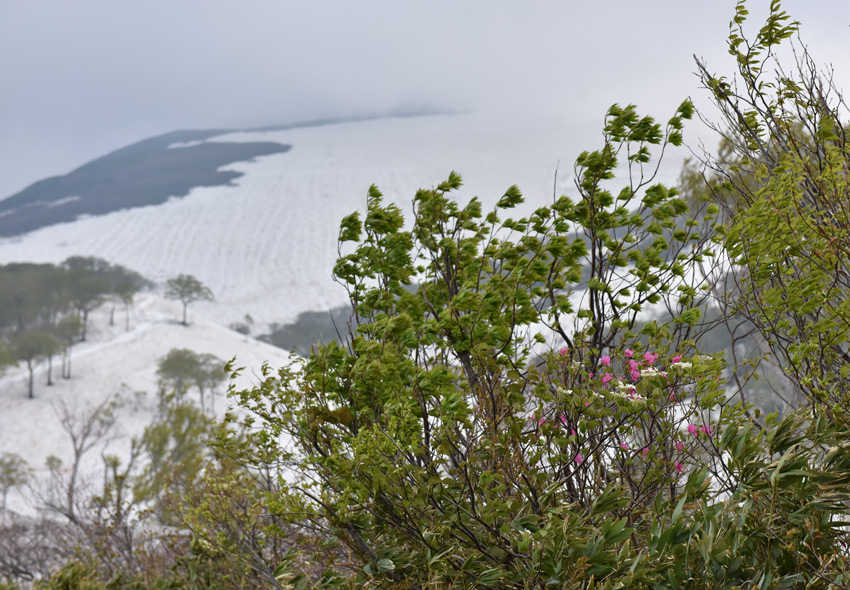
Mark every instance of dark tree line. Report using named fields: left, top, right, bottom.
left=0, top=257, right=152, bottom=397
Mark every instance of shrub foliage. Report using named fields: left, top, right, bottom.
left=9, top=2, right=850, bottom=588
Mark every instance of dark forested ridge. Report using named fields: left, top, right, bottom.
left=0, top=129, right=291, bottom=237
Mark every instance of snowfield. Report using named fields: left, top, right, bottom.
left=0, top=113, right=589, bottom=329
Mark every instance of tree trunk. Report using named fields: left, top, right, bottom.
left=66, top=348, right=72, bottom=379
left=67, top=458, right=79, bottom=522
left=109, top=303, right=115, bottom=326
left=81, top=310, right=89, bottom=341
left=182, top=302, right=188, bottom=326
left=27, top=359, right=34, bottom=399
left=47, top=355, right=53, bottom=386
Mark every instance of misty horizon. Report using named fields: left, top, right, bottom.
left=4, top=1, right=849, bottom=199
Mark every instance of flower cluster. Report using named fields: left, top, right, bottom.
left=539, top=344, right=725, bottom=484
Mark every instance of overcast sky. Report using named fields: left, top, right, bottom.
left=1, top=1, right=848, bottom=198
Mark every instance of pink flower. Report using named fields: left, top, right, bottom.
left=674, top=461, right=683, bottom=473
left=643, top=352, right=659, bottom=364
left=601, top=373, right=613, bottom=385
left=589, top=372, right=594, bottom=379
left=671, top=354, right=682, bottom=364
left=675, top=441, right=685, bottom=452
left=570, top=428, right=576, bottom=436
left=624, top=349, right=634, bottom=358
left=600, top=355, right=611, bottom=367
left=642, top=447, right=649, bottom=458
left=701, top=424, right=713, bottom=437
left=630, top=370, right=641, bottom=381
left=687, top=423, right=698, bottom=436
left=669, top=391, right=677, bottom=400
left=628, top=360, right=639, bottom=372
left=538, top=418, right=547, bottom=426
left=559, top=415, right=568, bottom=426
left=559, top=346, right=569, bottom=356
left=619, top=442, right=629, bottom=450
left=575, top=453, right=583, bottom=464
left=584, top=401, right=590, bottom=407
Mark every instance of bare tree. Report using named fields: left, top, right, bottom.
left=0, top=512, right=74, bottom=583
left=45, top=398, right=119, bottom=522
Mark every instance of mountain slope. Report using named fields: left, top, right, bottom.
left=0, top=113, right=585, bottom=329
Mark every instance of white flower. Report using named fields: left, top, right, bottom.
left=608, top=382, right=645, bottom=403
left=673, top=361, right=693, bottom=369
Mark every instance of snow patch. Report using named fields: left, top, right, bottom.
left=167, top=139, right=206, bottom=149
left=47, top=195, right=81, bottom=207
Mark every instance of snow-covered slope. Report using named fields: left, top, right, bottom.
left=0, top=293, right=291, bottom=512
left=0, top=113, right=590, bottom=329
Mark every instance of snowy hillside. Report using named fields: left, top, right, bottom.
left=0, top=112, right=614, bottom=330
left=0, top=292, right=291, bottom=513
